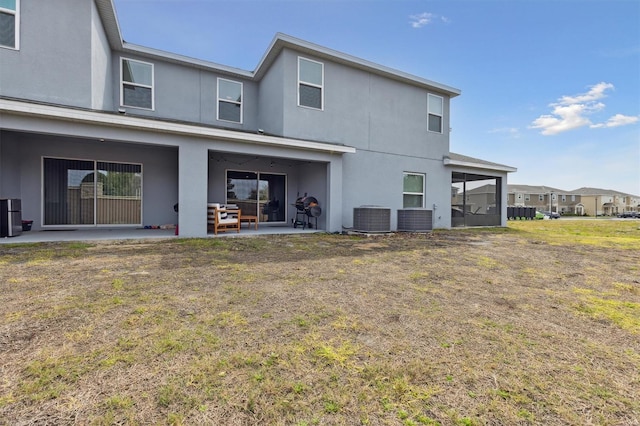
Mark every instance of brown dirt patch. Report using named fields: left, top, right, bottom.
left=0, top=227, right=638, bottom=425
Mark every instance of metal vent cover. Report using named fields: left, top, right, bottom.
left=353, top=206, right=391, bottom=233
left=397, top=209, right=432, bottom=232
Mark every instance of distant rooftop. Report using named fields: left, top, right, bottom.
left=508, top=185, right=639, bottom=197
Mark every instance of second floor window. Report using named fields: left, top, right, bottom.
left=539, top=194, right=544, bottom=201
left=121, top=58, right=154, bottom=110
left=0, top=0, right=19, bottom=49
left=428, top=94, right=443, bottom=133
left=298, top=57, right=323, bottom=110
left=217, top=78, right=242, bottom=123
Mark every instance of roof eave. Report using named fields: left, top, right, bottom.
left=444, top=157, right=517, bottom=173
left=121, top=43, right=254, bottom=79
left=94, top=0, right=124, bottom=50
left=255, top=33, right=461, bottom=97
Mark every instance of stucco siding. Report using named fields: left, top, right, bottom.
left=342, top=151, right=451, bottom=230
left=91, top=1, right=113, bottom=110
left=112, top=53, right=260, bottom=130
left=0, top=0, right=93, bottom=107
left=258, top=53, right=285, bottom=136
left=278, top=49, right=450, bottom=160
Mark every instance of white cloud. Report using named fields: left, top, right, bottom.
left=489, top=127, right=520, bottom=138
left=530, top=102, right=604, bottom=135
left=409, top=12, right=450, bottom=28
left=557, top=82, right=613, bottom=105
left=410, top=13, right=433, bottom=28
left=590, top=114, right=640, bottom=129
left=529, top=82, right=638, bottom=135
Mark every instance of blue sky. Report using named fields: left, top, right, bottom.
left=113, top=0, right=640, bottom=195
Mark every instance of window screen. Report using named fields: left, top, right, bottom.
left=122, top=58, right=153, bottom=109
left=428, top=94, right=443, bottom=133
left=218, top=79, right=242, bottom=123
left=0, top=0, right=17, bottom=49
left=298, top=57, right=323, bottom=109
left=403, top=173, right=425, bottom=208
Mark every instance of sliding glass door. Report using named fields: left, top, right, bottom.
left=43, top=157, right=142, bottom=226
left=226, top=170, right=286, bottom=223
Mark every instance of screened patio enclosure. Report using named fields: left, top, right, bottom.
left=43, top=157, right=142, bottom=226
left=451, top=172, right=502, bottom=227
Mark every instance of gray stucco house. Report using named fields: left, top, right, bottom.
left=0, top=0, right=516, bottom=237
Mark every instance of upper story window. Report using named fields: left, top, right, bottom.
left=0, top=0, right=19, bottom=50
left=571, top=195, right=576, bottom=202
left=539, top=194, right=544, bottom=201
left=298, top=57, right=323, bottom=110
left=525, top=194, right=530, bottom=201
left=428, top=94, right=443, bottom=133
left=403, top=172, right=425, bottom=208
left=121, top=58, right=154, bottom=110
left=217, top=78, right=243, bottom=123
left=561, top=195, right=566, bottom=202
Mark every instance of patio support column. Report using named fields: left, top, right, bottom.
left=325, top=156, right=343, bottom=233
left=498, top=177, right=507, bottom=226
left=177, top=143, right=208, bottom=237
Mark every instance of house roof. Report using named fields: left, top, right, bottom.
left=569, top=187, right=637, bottom=197
left=507, top=185, right=639, bottom=198
left=94, top=0, right=461, bottom=96
left=444, top=153, right=517, bottom=173
left=507, top=184, right=566, bottom=194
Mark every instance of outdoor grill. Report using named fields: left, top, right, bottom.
left=292, top=194, right=321, bottom=229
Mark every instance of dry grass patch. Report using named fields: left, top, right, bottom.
left=1, top=222, right=639, bottom=424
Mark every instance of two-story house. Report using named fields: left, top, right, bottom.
left=571, top=187, right=639, bottom=216
left=507, top=185, right=639, bottom=216
left=0, top=0, right=515, bottom=238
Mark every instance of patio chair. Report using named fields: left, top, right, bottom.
left=207, top=203, right=241, bottom=235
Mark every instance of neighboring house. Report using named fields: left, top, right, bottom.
left=508, top=184, right=571, bottom=213
left=0, top=0, right=515, bottom=238
left=571, top=187, right=640, bottom=216
left=507, top=185, right=640, bottom=216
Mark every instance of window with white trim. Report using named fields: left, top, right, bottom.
left=121, top=58, right=154, bottom=110
left=539, top=194, right=544, bottom=201
left=428, top=94, right=443, bottom=133
left=403, top=172, right=425, bottom=208
left=561, top=195, right=566, bottom=202
left=217, top=78, right=243, bottom=123
left=571, top=195, right=576, bottom=202
left=0, top=0, right=19, bottom=49
left=298, top=57, right=323, bottom=110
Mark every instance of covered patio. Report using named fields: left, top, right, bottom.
left=445, top=153, right=517, bottom=228
left=0, top=224, right=321, bottom=244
